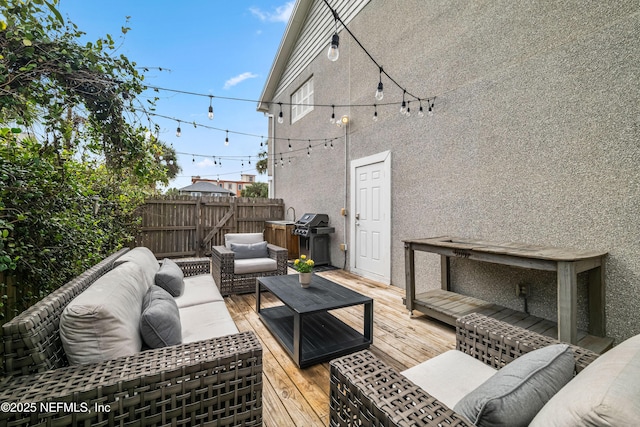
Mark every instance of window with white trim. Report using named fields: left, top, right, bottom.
left=291, top=77, right=314, bottom=123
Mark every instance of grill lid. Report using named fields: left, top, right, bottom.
left=295, top=213, right=329, bottom=229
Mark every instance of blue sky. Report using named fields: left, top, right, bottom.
left=57, top=0, right=295, bottom=190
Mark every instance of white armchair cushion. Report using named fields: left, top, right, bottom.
left=225, top=232, right=264, bottom=249
left=401, top=350, right=497, bottom=408
left=234, top=258, right=277, bottom=274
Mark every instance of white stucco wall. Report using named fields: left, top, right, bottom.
left=264, top=0, right=640, bottom=344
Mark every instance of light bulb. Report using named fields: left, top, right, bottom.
left=375, top=82, right=384, bottom=101
left=330, top=113, right=336, bottom=124
left=373, top=111, right=378, bottom=122
left=327, top=33, right=339, bottom=61
left=405, top=104, right=411, bottom=117
left=225, top=137, right=229, bottom=146
left=208, top=105, right=214, bottom=120
left=176, top=126, right=181, bottom=137
left=278, top=111, right=284, bottom=124
left=400, top=101, right=407, bottom=115
left=418, top=105, right=425, bottom=117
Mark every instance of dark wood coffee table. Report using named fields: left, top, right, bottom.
left=256, top=274, right=373, bottom=368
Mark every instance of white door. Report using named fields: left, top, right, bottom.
left=351, top=152, right=390, bottom=284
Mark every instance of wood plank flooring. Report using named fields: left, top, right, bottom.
left=225, top=270, right=456, bottom=427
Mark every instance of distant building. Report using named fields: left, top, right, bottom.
left=189, top=174, right=257, bottom=197
left=178, top=180, right=235, bottom=197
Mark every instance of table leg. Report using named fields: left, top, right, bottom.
left=441, top=255, right=451, bottom=291
left=588, top=264, right=606, bottom=336
left=293, top=313, right=301, bottom=367
left=557, top=261, right=577, bottom=344
left=364, top=301, right=373, bottom=343
left=255, top=279, right=261, bottom=313
left=405, top=242, right=415, bottom=315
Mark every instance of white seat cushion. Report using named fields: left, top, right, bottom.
left=234, top=258, right=277, bottom=274
left=180, top=301, right=239, bottom=343
left=225, top=232, right=264, bottom=249
left=401, top=350, right=497, bottom=409
left=175, top=274, right=224, bottom=308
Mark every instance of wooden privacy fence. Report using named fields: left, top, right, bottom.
left=135, top=196, right=285, bottom=258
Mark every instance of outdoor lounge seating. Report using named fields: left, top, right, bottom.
left=212, top=232, right=288, bottom=296
left=330, top=312, right=640, bottom=426
left=0, top=248, right=263, bottom=427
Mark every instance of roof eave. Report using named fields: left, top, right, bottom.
left=257, top=0, right=314, bottom=113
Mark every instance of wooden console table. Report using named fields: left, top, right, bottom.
left=404, top=236, right=608, bottom=345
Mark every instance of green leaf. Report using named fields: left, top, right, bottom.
left=45, top=1, right=64, bottom=25
left=22, top=39, right=33, bottom=47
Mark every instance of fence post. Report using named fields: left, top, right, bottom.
left=196, top=197, right=203, bottom=257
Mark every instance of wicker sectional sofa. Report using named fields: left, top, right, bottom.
left=0, top=248, right=262, bottom=427
left=330, top=313, right=640, bottom=426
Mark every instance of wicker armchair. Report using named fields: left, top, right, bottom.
left=329, top=313, right=599, bottom=427
left=212, top=233, right=288, bottom=296
left=0, top=250, right=263, bottom=427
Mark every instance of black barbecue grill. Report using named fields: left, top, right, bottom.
left=294, top=213, right=334, bottom=266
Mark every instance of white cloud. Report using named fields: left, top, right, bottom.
left=197, top=158, right=217, bottom=168
left=249, top=1, right=294, bottom=23
left=223, top=72, right=259, bottom=90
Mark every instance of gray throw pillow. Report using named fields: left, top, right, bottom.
left=155, top=258, right=185, bottom=297
left=230, top=241, right=269, bottom=259
left=453, top=344, right=575, bottom=427
left=140, top=285, right=182, bottom=348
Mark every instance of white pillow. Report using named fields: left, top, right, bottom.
left=60, top=262, right=147, bottom=365
left=114, top=247, right=159, bottom=289
left=530, top=335, right=640, bottom=426
left=224, top=233, right=264, bottom=249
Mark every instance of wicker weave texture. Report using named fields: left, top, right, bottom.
left=212, top=243, right=288, bottom=296
left=329, top=351, right=471, bottom=427
left=456, top=313, right=599, bottom=372
left=330, top=313, right=600, bottom=427
left=1, top=249, right=129, bottom=377
left=0, top=248, right=263, bottom=426
left=0, top=331, right=263, bottom=427
left=173, top=257, right=211, bottom=277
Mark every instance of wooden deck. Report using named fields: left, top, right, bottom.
left=224, top=270, right=456, bottom=427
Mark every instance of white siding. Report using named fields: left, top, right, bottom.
left=274, top=0, right=370, bottom=98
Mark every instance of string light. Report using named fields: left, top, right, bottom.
left=208, top=95, right=214, bottom=120
left=429, top=98, right=435, bottom=116
left=375, top=67, right=384, bottom=101
left=373, top=104, right=378, bottom=121
left=418, top=99, right=425, bottom=117
left=225, top=130, right=229, bottom=146
left=405, top=100, right=411, bottom=117
left=288, top=139, right=292, bottom=151
left=400, top=90, right=407, bottom=115
left=330, top=104, right=336, bottom=124
left=277, top=102, right=284, bottom=124
left=176, top=121, right=181, bottom=137
left=327, top=10, right=340, bottom=61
